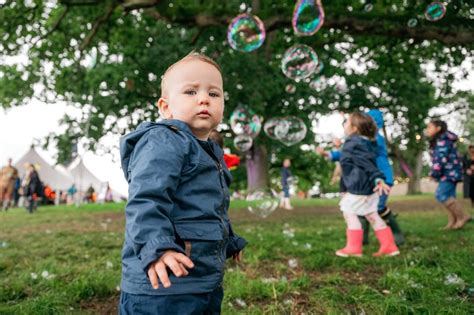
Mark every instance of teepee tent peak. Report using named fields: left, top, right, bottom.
left=67, top=157, right=125, bottom=201
left=13, top=146, right=74, bottom=191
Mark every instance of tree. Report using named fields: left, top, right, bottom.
left=1, top=0, right=473, bottom=193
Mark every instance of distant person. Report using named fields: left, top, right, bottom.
left=24, top=164, right=43, bottom=213
left=425, top=120, right=471, bottom=229
left=67, top=184, right=77, bottom=205
left=463, top=145, right=474, bottom=208
left=0, top=158, right=19, bottom=211
left=280, top=158, right=294, bottom=210
left=85, top=185, right=95, bottom=203
left=12, top=177, right=21, bottom=208
left=105, top=183, right=113, bottom=202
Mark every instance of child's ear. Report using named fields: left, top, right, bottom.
left=157, top=98, right=172, bottom=119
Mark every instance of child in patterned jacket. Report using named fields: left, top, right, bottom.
left=425, top=120, right=471, bottom=229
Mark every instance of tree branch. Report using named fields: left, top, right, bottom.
left=144, top=9, right=474, bottom=46
left=58, top=0, right=100, bottom=6
left=79, top=3, right=118, bottom=51
left=33, top=6, right=70, bottom=47
left=120, top=0, right=162, bottom=12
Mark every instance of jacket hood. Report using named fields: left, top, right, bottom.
left=367, top=109, right=384, bottom=129
left=119, top=119, right=192, bottom=180
left=439, top=130, right=459, bottom=143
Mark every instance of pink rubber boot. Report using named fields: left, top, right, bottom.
left=336, top=229, right=363, bottom=257
left=373, top=227, right=400, bottom=257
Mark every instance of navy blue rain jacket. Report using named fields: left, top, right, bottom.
left=340, top=135, right=385, bottom=195
left=119, top=119, right=247, bottom=295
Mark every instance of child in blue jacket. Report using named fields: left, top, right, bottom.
left=316, top=110, right=405, bottom=246
left=336, top=112, right=399, bottom=257
left=425, top=120, right=471, bottom=229
left=119, top=52, right=247, bottom=314
left=362, top=110, right=404, bottom=245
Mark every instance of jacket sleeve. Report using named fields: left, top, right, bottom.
left=429, top=139, right=450, bottom=180
left=329, top=150, right=341, bottom=162
left=350, top=141, right=385, bottom=183
left=125, top=128, right=186, bottom=274
left=226, top=223, right=248, bottom=258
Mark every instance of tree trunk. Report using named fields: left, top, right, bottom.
left=246, top=144, right=269, bottom=192
left=407, top=150, right=423, bottom=194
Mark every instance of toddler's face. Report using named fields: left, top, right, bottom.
left=158, top=59, right=224, bottom=140
left=343, top=116, right=357, bottom=136
left=424, top=122, right=439, bottom=138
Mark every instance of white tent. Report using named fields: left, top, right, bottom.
left=14, top=146, right=74, bottom=191
left=67, top=157, right=124, bottom=201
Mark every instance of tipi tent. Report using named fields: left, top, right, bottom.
left=67, top=157, right=124, bottom=201
left=14, top=146, right=74, bottom=191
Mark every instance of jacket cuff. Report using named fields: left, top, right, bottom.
left=429, top=170, right=441, bottom=179
left=226, top=235, right=248, bottom=259
left=139, top=237, right=185, bottom=274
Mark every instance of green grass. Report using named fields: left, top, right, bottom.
left=0, top=197, right=473, bottom=314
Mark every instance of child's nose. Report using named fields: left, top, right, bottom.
left=198, top=92, right=210, bottom=105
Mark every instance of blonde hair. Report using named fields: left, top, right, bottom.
left=160, top=51, right=221, bottom=96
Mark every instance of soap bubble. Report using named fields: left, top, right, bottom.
left=234, top=135, right=253, bottom=152
left=227, top=14, right=266, bottom=52
left=425, top=2, right=446, bottom=22
left=281, top=44, right=319, bottom=81
left=264, top=117, right=284, bottom=140
left=275, top=116, right=307, bottom=146
left=246, top=189, right=279, bottom=218
left=230, top=106, right=262, bottom=138
left=364, top=4, right=373, bottom=12
left=316, top=60, right=324, bottom=74
left=285, top=84, right=296, bottom=94
left=407, top=18, right=418, bottom=28
left=292, top=0, right=325, bottom=36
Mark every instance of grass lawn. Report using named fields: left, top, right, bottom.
left=0, top=196, right=472, bottom=314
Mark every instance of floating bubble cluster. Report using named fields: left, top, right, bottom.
left=281, top=44, right=319, bottom=81
left=233, top=134, right=253, bottom=152
left=227, top=14, right=266, bottom=52
left=292, top=0, right=325, bottom=36
left=230, top=106, right=262, bottom=138
left=246, top=189, right=279, bottom=218
left=274, top=116, right=307, bottom=146
left=425, top=1, right=446, bottom=22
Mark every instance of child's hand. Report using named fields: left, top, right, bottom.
left=233, top=251, right=243, bottom=262
left=147, top=250, right=194, bottom=289
left=315, top=147, right=328, bottom=157
left=373, top=180, right=390, bottom=195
